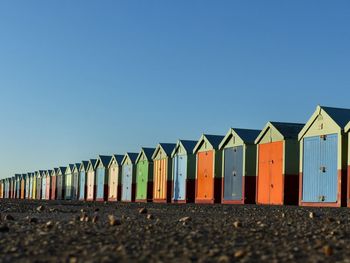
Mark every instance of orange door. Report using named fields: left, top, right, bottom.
left=196, top=151, right=214, bottom=200
left=153, top=159, right=167, bottom=200
left=269, top=142, right=283, bottom=204
left=257, top=141, right=283, bottom=204
left=257, top=144, right=270, bottom=204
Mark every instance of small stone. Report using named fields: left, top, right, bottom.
left=233, top=221, right=241, bottom=228
left=84, top=216, right=89, bottom=222
left=29, top=217, right=38, bottom=224
left=139, top=208, right=148, bottom=214
left=179, top=216, right=191, bottom=222
left=323, top=245, right=333, bottom=256
left=80, top=209, right=86, bottom=213
left=46, top=221, right=54, bottom=229
left=281, top=213, right=285, bottom=218
left=4, top=215, right=14, bottom=221
left=234, top=249, right=246, bottom=258
left=69, top=257, right=78, bottom=263
left=0, top=225, right=9, bottom=232
left=147, top=214, right=154, bottom=220
left=309, top=212, right=315, bottom=218
left=218, top=255, right=230, bottom=263
left=108, top=215, right=121, bottom=226
left=36, top=205, right=45, bottom=212
left=92, top=215, right=99, bottom=224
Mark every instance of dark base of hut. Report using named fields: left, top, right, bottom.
left=299, top=170, right=347, bottom=208
left=221, top=176, right=256, bottom=205
left=108, top=197, right=118, bottom=202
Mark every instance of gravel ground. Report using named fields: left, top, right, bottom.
left=0, top=200, right=350, bottom=263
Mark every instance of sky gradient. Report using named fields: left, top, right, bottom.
left=0, top=1, right=349, bottom=178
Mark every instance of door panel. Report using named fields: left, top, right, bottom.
left=257, top=144, right=270, bottom=204
left=302, top=136, right=321, bottom=202
left=136, top=162, right=147, bottom=200
left=108, top=167, right=118, bottom=199
left=122, top=164, right=132, bottom=201
left=224, top=146, right=243, bottom=201
left=320, top=134, right=338, bottom=202
left=197, top=151, right=214, bottom=200
left=96, top=168, right=105, bottom=199
left=269, top=142, right=283, bottom=204
left=79, top=172, right=85, bottom=199
left=173, top=155, right=187, bottom=201
left=87, top=171, right=94, bottom=199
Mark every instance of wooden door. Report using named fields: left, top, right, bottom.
left=196, top=151, right=214, bottom=200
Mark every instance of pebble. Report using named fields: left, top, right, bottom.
left=29, top=217, right=38, bottom=224
left=309, top=212, right=315, bottom=218
left=108, top=215, right=121, bottom=226
left=36, top=205, right=45, bottom=212
left=233, top=221, right=241, bottom=228
left=0, top=225, right=9, bottom=232
left=234, top=249, right=246, bottom=258
left=323, top=245, right=333, bottom=256
left=45, top=221, right=54, bottom=229
left=147, top=214, right=154, bottom=220
left=179, top=216, right=191, bottom=222
left=139, top=208, right=148, bottom=214
left=4, top=215, right=14, bottom=221
left=217, top=255, right=230, bottom=263
left=92, top=215, right=99, bottom=224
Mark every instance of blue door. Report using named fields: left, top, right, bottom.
left=96, top=168, right=105, bottom=199
left=79, top=171, right=85, bottom=199
left=320, top=134, right=338, bottom=202
left=223, top=146, right=243, bottom=201
left=122, top=164, right=132, bottom=201
left=302, top=136, right=321, bottom=202
left=302, top=134, right=338, bottom=202
left=173, top=155, right=187, bottom=201
left=42, top=178, right=46, bottom=199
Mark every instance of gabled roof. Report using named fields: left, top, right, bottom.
left=58, top=167, right=67, bottom=175
left=108, top=154, right=124, bottom=168
left=94, top=155, right=112, bottom=169
left=299, top=105, right=350, bottom=140
left=345, top=121, right=350, bottom=133
left=255, top=122, right=304, bottom=144
left=66, top=164, right=75, bottom=173
left=135, top=148, right=156, bottom=163
left=122, top=152, right=139, bottom=165
left=219, top=128, right=261, bottom=149
left=79, top=161, right=89, bottom=172
left=171, top=140, right=197, bottom=157
left=193, top=134, right=225, bottom=153
left=87, top=159, right=97, bottom=171
left=152, top=143, right=176, bottom=159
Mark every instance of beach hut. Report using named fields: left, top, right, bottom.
left=36, top=171, right=45, bottom=200
left=78, top=161, right=89, bottom=201
left=86, top=159, right=97, bottom=201
left=20, top=174, right=26, bottom=199
left=94, top=156, right=112, bottom=201
left=152, top=143, right=176, bottom=203
left=15, top=174, right=21, bottom=198
left=107, top=155, right=124, bottom=201
left=72, top=163, right=80, bottom=200
left=25, top=173, right=30, bottom=199
left=3, top=179, right=8, bottom=198
left=28, top=173, right=33, bottom=199
left=171, top=140, right=197, bottom=203
left=32, top=172, right=37, bottom=199
left=0, top=179, right=3, bottom=198
left=11, top=176, right=15, bottom=199
left=45, top=170, right=52, bottom=200
left=121, top=153, right=138, bottom=202
left=64, top=164, right=74, bottom=200
left=56, top=167, right=67, bottom=200
left=50, top=168, right=58, bottom=200
left=41, top=171, right=48, bottom=200
left=193, top=134, right=225, bottom=204
left=218, top=128, right=260, bottom=204
left=9, top=177, right=14, bottom=198
left=299, top=106, right=350, bottom=207
left=255, top=122, right=304, bottom=205
left=135, top=148, right=155, bottom=202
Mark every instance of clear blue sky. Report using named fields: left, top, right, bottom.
left=0, top=1, right=349, bottom=178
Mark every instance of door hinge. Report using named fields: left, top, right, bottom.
left=320, top=166, right=326, bottom=173
left=319, top=195, right=325, bottom=202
